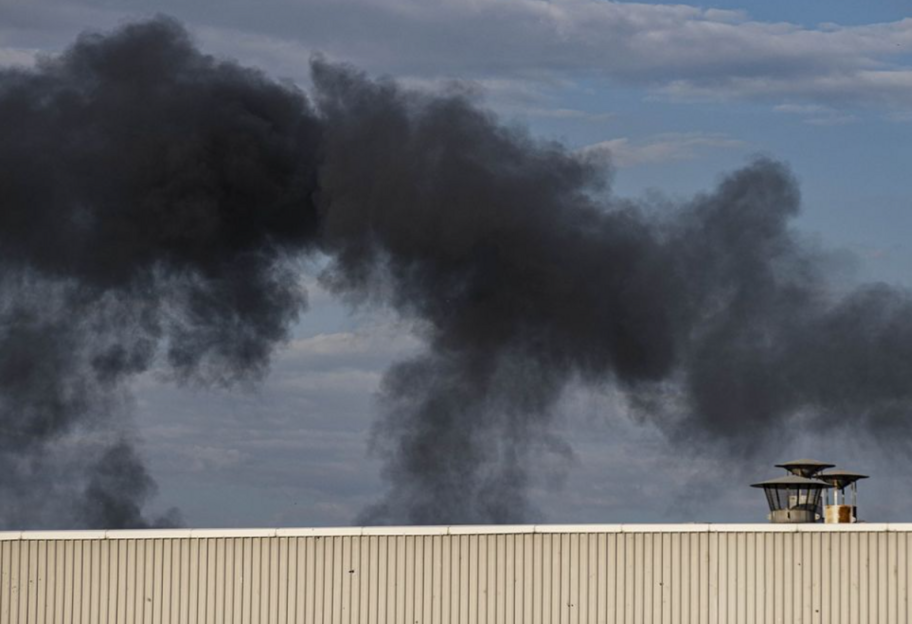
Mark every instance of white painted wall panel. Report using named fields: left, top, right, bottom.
left=1, top=524, right=911, bottom=623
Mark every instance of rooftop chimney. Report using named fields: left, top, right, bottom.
left=817, top=470, right=868, bottom=524
left=752, top=459, right=869, bottom=524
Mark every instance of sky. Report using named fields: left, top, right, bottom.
left=2, top=0, right=912, bottom=527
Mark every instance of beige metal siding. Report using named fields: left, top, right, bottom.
left=1, top=525, right=911, bottom=623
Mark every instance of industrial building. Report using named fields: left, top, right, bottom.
left=3, top=523, right=912, bottom=623
left=2, top=460, right=906, bottom=623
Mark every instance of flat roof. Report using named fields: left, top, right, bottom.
left=2, top=523, right=912, bottom=540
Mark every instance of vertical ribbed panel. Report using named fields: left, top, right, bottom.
left=0, top=528, right=910, bottom=623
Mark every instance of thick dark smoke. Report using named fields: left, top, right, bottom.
left=312, top=66, right=912, bottom=524
left=78, top=442, right=182, bottom=529
left=0, top=17, right=320, bottom=528
left=3, top=18, right=912, bottom=527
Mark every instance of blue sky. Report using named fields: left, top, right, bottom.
left=2, top=0, right=911, bottom=527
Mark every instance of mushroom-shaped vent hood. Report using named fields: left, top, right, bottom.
left=751, top=475, right=832, bottom=489
left=816, top=470, right=868, bottom=489
left=774, top=459, right=835, bottom=478
left=752, top=475, right=831, bottom=523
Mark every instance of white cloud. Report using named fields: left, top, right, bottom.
left=805, top=114, right=857, bottom=126
left=185, top=444, right=250, bottom=472
left=580, top=132, right=745, bottom=167
left=774, top=103, right=857, bottom=126
left=6, top=0, right=912, bottom=110
left=285, top=326, right=419, bottom=361
left=507, top=106, right=616, bottom=122
left=192, top=0, right=912, bottom=110
left=0, top=47, right=38, bottom=67
left=774, top=103, right=833, bottom=115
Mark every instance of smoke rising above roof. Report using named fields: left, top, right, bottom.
left=0, top=17, right=321, bottom=528
left=1, top=17, right=911, bottom=527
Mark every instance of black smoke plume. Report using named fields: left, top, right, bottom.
left=3, top=17, right=912, bottom=527
left=312, top=65, right=912, bottom=524
left=0, top=17, right=320, bottom=528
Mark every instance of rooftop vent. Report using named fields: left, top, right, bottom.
left=752, top=459, right=868, bottom=524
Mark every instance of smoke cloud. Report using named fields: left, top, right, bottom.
left=2, top=17, right=911, bottom=527
left=0, top=17, right=320, bottom=528
left=312, top=63, right=912, bottom=524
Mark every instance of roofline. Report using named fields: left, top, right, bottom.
left=3, top=523, right=912, bottom=540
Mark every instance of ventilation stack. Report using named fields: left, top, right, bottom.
left=751, top=459, right=869, bottom=523
left=817, top=469, right=868, bottom=523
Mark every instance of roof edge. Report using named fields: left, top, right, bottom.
left=2, top=522, right=912, bottom=540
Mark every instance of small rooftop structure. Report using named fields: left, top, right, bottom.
left=754, top=460, right=868, bottom=524
left=818, top=470, right=869, bottom=524
left=752, top=474, right=830, bottom=523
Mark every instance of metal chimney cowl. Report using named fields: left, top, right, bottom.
left=817, top=469, right=869, bottom=524
left=751, top=459, right=869, bottom=524
left=751, top=473, right=830, bottom=523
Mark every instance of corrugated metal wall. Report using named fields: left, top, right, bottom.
left=1, top=524, right=910, bottom=624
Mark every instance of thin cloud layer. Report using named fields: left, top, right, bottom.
left=173, top=1, right=912, bottom=111
left=3, top=1, right=912, bottom=111
left=581, top=132, right=746, bottom=168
